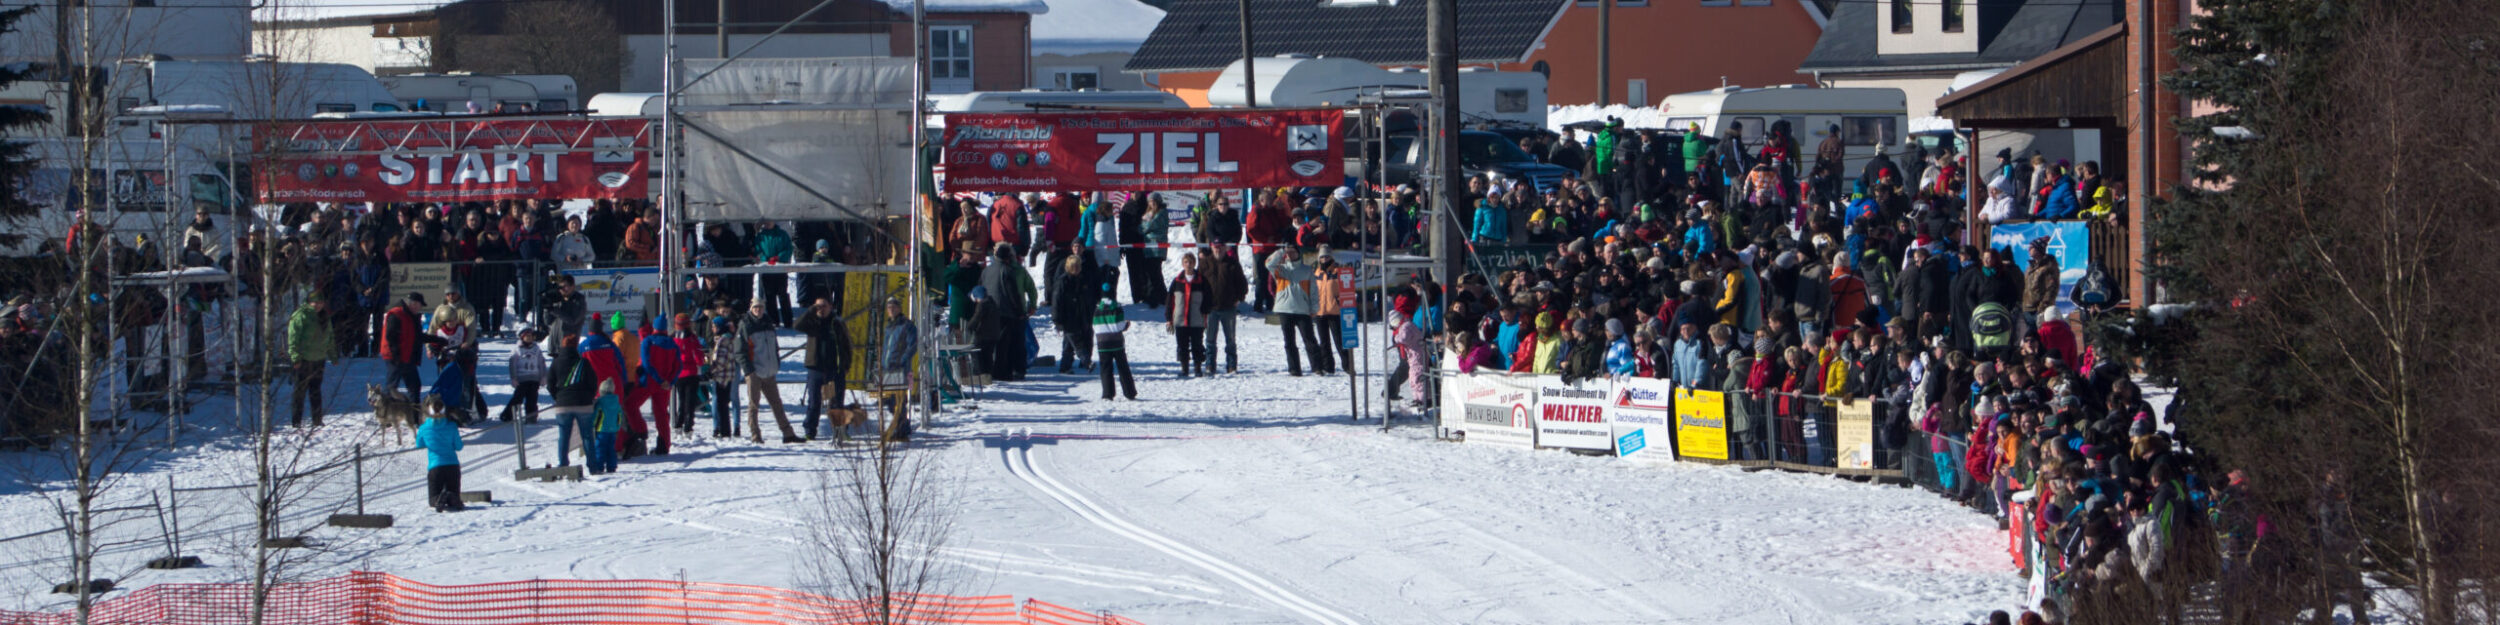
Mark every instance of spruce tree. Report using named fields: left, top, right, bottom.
left=2131, top=0, right=2500, bottom=623
left=0, top=6, right=49, bottom=250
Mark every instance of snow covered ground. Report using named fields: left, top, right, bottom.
left=0, top=263, right=2026, bottom=623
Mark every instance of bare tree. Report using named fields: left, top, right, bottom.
left=797, top=441, right=964, bottom=624
left=433, top=0, right=631, bottom=94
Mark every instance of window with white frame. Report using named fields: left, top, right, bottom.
left=1046, top=67, right=1100, bottom=90
left=930, top=26, right=974, bottom=86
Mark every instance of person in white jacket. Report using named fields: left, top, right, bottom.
left=501, top=327, right=549, bottom=422
left=552, top=215, right=596, bottom=270
left=1978, top=175, right=2017, bottom=224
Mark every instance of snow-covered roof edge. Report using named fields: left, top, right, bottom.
left=885, top=0, right=1050, bottom=14
left=1030, top=0, right=1162, bottom=55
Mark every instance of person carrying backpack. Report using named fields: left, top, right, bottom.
left=1972, top=301, right=2016, bottom=360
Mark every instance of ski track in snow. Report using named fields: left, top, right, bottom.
left=0, top=242, right=2027, bottom=623
left=1001, top=428, right=1360, bottom=625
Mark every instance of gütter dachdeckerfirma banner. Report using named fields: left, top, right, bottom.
left=940, top=109, right=1345, bottom=192
left=258, top=119, right=652, bottom=203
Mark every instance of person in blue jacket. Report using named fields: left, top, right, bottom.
left=1470, top=199, right=1508, bottom=245
left=430, top=351, right=473, bottom=425
left=588, top=380, right=624, bottom=474
left=415, top=400, right=466, bottom=512
left=2035, top=161, right=2081, bottom=219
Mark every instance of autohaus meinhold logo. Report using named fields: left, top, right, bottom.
left=950, top=125, right=1055, bottom=146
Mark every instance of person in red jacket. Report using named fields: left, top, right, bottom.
left=988, top=194, right=1025, bottom=263
left=577, top=315, right=628, bottom=406
left=635, top=317, right=682, bottom=455
left=1244, top=194, right=1292, bottom=313
left=669, top=313, right=706, bottom=438
left=1827, top=258, right=1870, bottom=339
left=378, top=294, right=438, bottom=400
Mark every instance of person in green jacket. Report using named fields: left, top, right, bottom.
left=288, top=297, right=336, bottom=427
left=1682, top=123, right=1712, bottom=174
left=752, top=221, right=796, bottom=325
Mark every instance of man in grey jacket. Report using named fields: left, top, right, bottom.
left=1265, top=247, right=1332, bottom=376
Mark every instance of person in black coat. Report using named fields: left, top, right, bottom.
left=1117, top=196, right=1162, bottom=308
left=1050, top=256, right=1099, bottom=373
left=1904, top=246, right=1952, bottom=345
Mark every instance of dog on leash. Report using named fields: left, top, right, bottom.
left=367, top=384, right=424, bottom=442
left=821, top=381, right=867, bottom=444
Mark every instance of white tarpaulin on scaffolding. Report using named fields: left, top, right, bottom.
left=677, top=57, right=916, bottom=222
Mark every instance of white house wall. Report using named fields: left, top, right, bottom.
left=254, top=23, right=404, bottom=73
left=621, top=33, right=891, bottom=92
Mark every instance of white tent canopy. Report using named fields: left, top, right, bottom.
left=674, top=58, right=916, bottom=222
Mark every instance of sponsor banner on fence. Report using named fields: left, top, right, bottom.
left=562, top=267, right=662, bottom=316
left=1609, top=377, right=1679, bottom=463
left=1536, top=379, right=1614, bottom=452
left=1441, top=371, right=1535, bottom=448
left=1835, top=401, right=1876, bottom=470
left=389, top=262, right=454, bottom=309
left=259, top=119, right=652, bottom=204
left=940, top=109, right=1346, bottom=192
left=1986, top=220, right=2091, bottom=314
left=1673, top=388, right=1729, bottom=461
left=842, top=271, right=911, bottom=382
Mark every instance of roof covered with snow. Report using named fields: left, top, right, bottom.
left=253, top=0, right=460, bottom=24
left=882, top=0, right=1052, bottom=14
left=1030, top=0, right=1164, bottom=56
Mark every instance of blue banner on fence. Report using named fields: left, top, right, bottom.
left=1340, top=308, right=1360, bottom=349
left=1986, top=221, right=2091, bottom=314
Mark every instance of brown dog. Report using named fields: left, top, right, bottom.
left=821, top=381, right=866, bottom=444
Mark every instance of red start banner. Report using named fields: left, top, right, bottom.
left=940, top=109, right=1345, bottom=193
left=257, top=119, right=652, bottom=204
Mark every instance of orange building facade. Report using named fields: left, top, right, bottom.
left=1495, top=0, right=1825, bottom=106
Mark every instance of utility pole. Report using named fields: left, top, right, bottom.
left=1597, top=0, right=1612, bottom=105
left=1425, top=0, right=1461, bottom=285
left=717, top=0, right=729, bottom=57
left=1239, top=0, right=1256, bottom=107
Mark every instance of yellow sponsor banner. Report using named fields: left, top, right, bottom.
left=1836, top=401, right=1876, bottom=469
left=1673, top=388, right=1728, bottom=461
left=842, top=272, right=911, bottom=382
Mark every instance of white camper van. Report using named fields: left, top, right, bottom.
left=1206, top=55, right=1548, bottom=128
left=380, top=73, right=581, bottom=113
left=1656, top=85, right=1908, bottom=185
left=586, top=93, right=665, bottom=117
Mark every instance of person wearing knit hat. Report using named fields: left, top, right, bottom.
left=1602, top=318, right=1637, bottom=376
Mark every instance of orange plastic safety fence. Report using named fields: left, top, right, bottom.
left=0, top=572, right=1143, bottom=625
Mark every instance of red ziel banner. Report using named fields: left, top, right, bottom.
left=941, top=109, right=1344, bottom=193
left=257, top=119, right=651, bottom=203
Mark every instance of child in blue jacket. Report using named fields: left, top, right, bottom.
left=588, top=380, right=624, bottom=475
left=415, top=399, right=466, bottom=512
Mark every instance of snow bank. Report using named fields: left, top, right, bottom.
left=1547, top=103, right=1676, bottom=137
left=1031, top=0, right=1164, bottom=56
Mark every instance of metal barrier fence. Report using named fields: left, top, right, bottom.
left=0, top=572, right=1147, bottom=625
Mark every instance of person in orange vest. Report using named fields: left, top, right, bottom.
left=1165, top=252, right=1211, bottom=378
